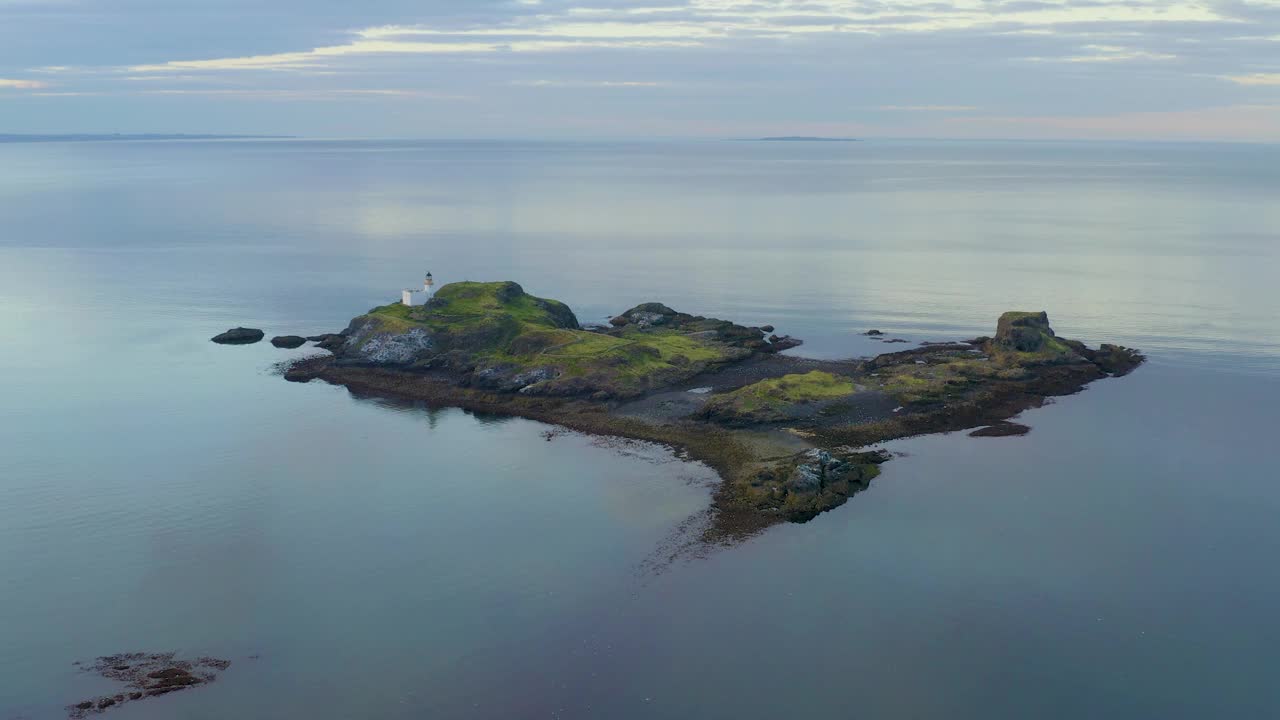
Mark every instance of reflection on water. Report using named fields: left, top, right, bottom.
left=1, top=139, right=1279, bottom=718
left=345, top=389, right=511, bottom=429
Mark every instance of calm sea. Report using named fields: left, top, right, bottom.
left=1, top=139, right=1278, bottom=719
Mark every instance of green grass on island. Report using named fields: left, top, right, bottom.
left=704, top=371, right=858, bottom=422
left=869, top=358, right=1028, bottom=404
left=291, top=287, right=1145, bottom=530
left=354, top=281, right=749, bottom=396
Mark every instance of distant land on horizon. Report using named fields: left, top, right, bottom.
left=0, top=133, right=295, bottom=144
left=746, top=136, right=860, bottom=142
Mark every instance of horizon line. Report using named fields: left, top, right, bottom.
left=1, top=132, right=1277, bottom=147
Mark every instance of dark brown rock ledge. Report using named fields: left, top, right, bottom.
left=67, top=652, right=230, bottom=718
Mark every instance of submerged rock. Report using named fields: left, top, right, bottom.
left=970, top=422, right=1031, bottom=437
left=211, top=327, right=263, bottom=345
left=67, top=653, right=230, bottom=718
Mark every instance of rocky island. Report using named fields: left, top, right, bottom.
left=281, top=281, right=1143, bottom=540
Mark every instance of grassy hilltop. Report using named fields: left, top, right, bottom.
left=339, top=281, right=781, bottom=398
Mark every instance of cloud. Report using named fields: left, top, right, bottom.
left=137, top=88, right=468, bottom=100
left=2, top=0, right=1279, bottom=139
left=0, top=78, right=47, bottom=89
left=127, top=37, right=703, bottom=72
left=120, top=0, right=1242, bottom=74
left=946, top=104, right=1280, bottom=141
left=1026, top=44, right=1179, bottom=62
left=1225, top=72, right=1280, bottom=85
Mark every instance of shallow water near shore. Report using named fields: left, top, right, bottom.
left=2, top=139, right=1279, bottom=718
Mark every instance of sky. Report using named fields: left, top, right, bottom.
left=1, top=0, right=1279, bottom=140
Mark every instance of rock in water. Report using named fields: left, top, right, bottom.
left=765, top=334, right=803, bottom=352
left=312, top=333, right=348, bottom=352
left=1091, top=343, right=1146, bottom=376
left=970, top=422, right=1031, bottom=437
left=270, top=335, right=307, bottom=349
left=67, top=653, right=231, bottom=718
left=994, top=311, right=1054, bottom=352
left=211, top=327, right=264, bottom=345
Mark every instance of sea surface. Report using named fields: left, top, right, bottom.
left=1, top=139, right=1278, bottom=719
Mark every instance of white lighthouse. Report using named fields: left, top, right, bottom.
left=402, top=271, right=435, bottom=307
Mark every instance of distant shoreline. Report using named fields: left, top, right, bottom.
left=0, top=133, right=295, bottom=144
left=737, top=136, right=860, bottom=142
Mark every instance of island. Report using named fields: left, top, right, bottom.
left=281, top=281, right=1143, bottom=540
left=745, top=136, right=859, bottom=142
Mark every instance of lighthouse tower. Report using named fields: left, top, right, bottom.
left=402, top=271, right=436, bottom=307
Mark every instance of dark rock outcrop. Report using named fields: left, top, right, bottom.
left=993, top=311, right=1054, bottom=352
left=313, top=333, right=348, bottom=352
left=270, top=335, right=307, bottom=349
left=67, top=653, right=230, bottom=718
left=1089, top=344, right=1147, bottom=376
left=610, top=303, right=679, bottom=328
left=533, top=299, right=581, bottom=330
left=211, top=327, right=263, bottom=345
left=765, top=334, right=803, bottom=352
left=607, top=303, right=782, bottom=354
left=745, top=449, right=892, bottom=521
left=970, top=422, right=1031, bottom=437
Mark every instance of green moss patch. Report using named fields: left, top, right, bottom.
left=868, top=357, right=1028, bottom=404
left=704, top=371, right=858, bottom=422
left=346, top=282, right=756, bottom=396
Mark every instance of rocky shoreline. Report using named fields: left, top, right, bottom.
left=269, top=282, right=1143, bottom=541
